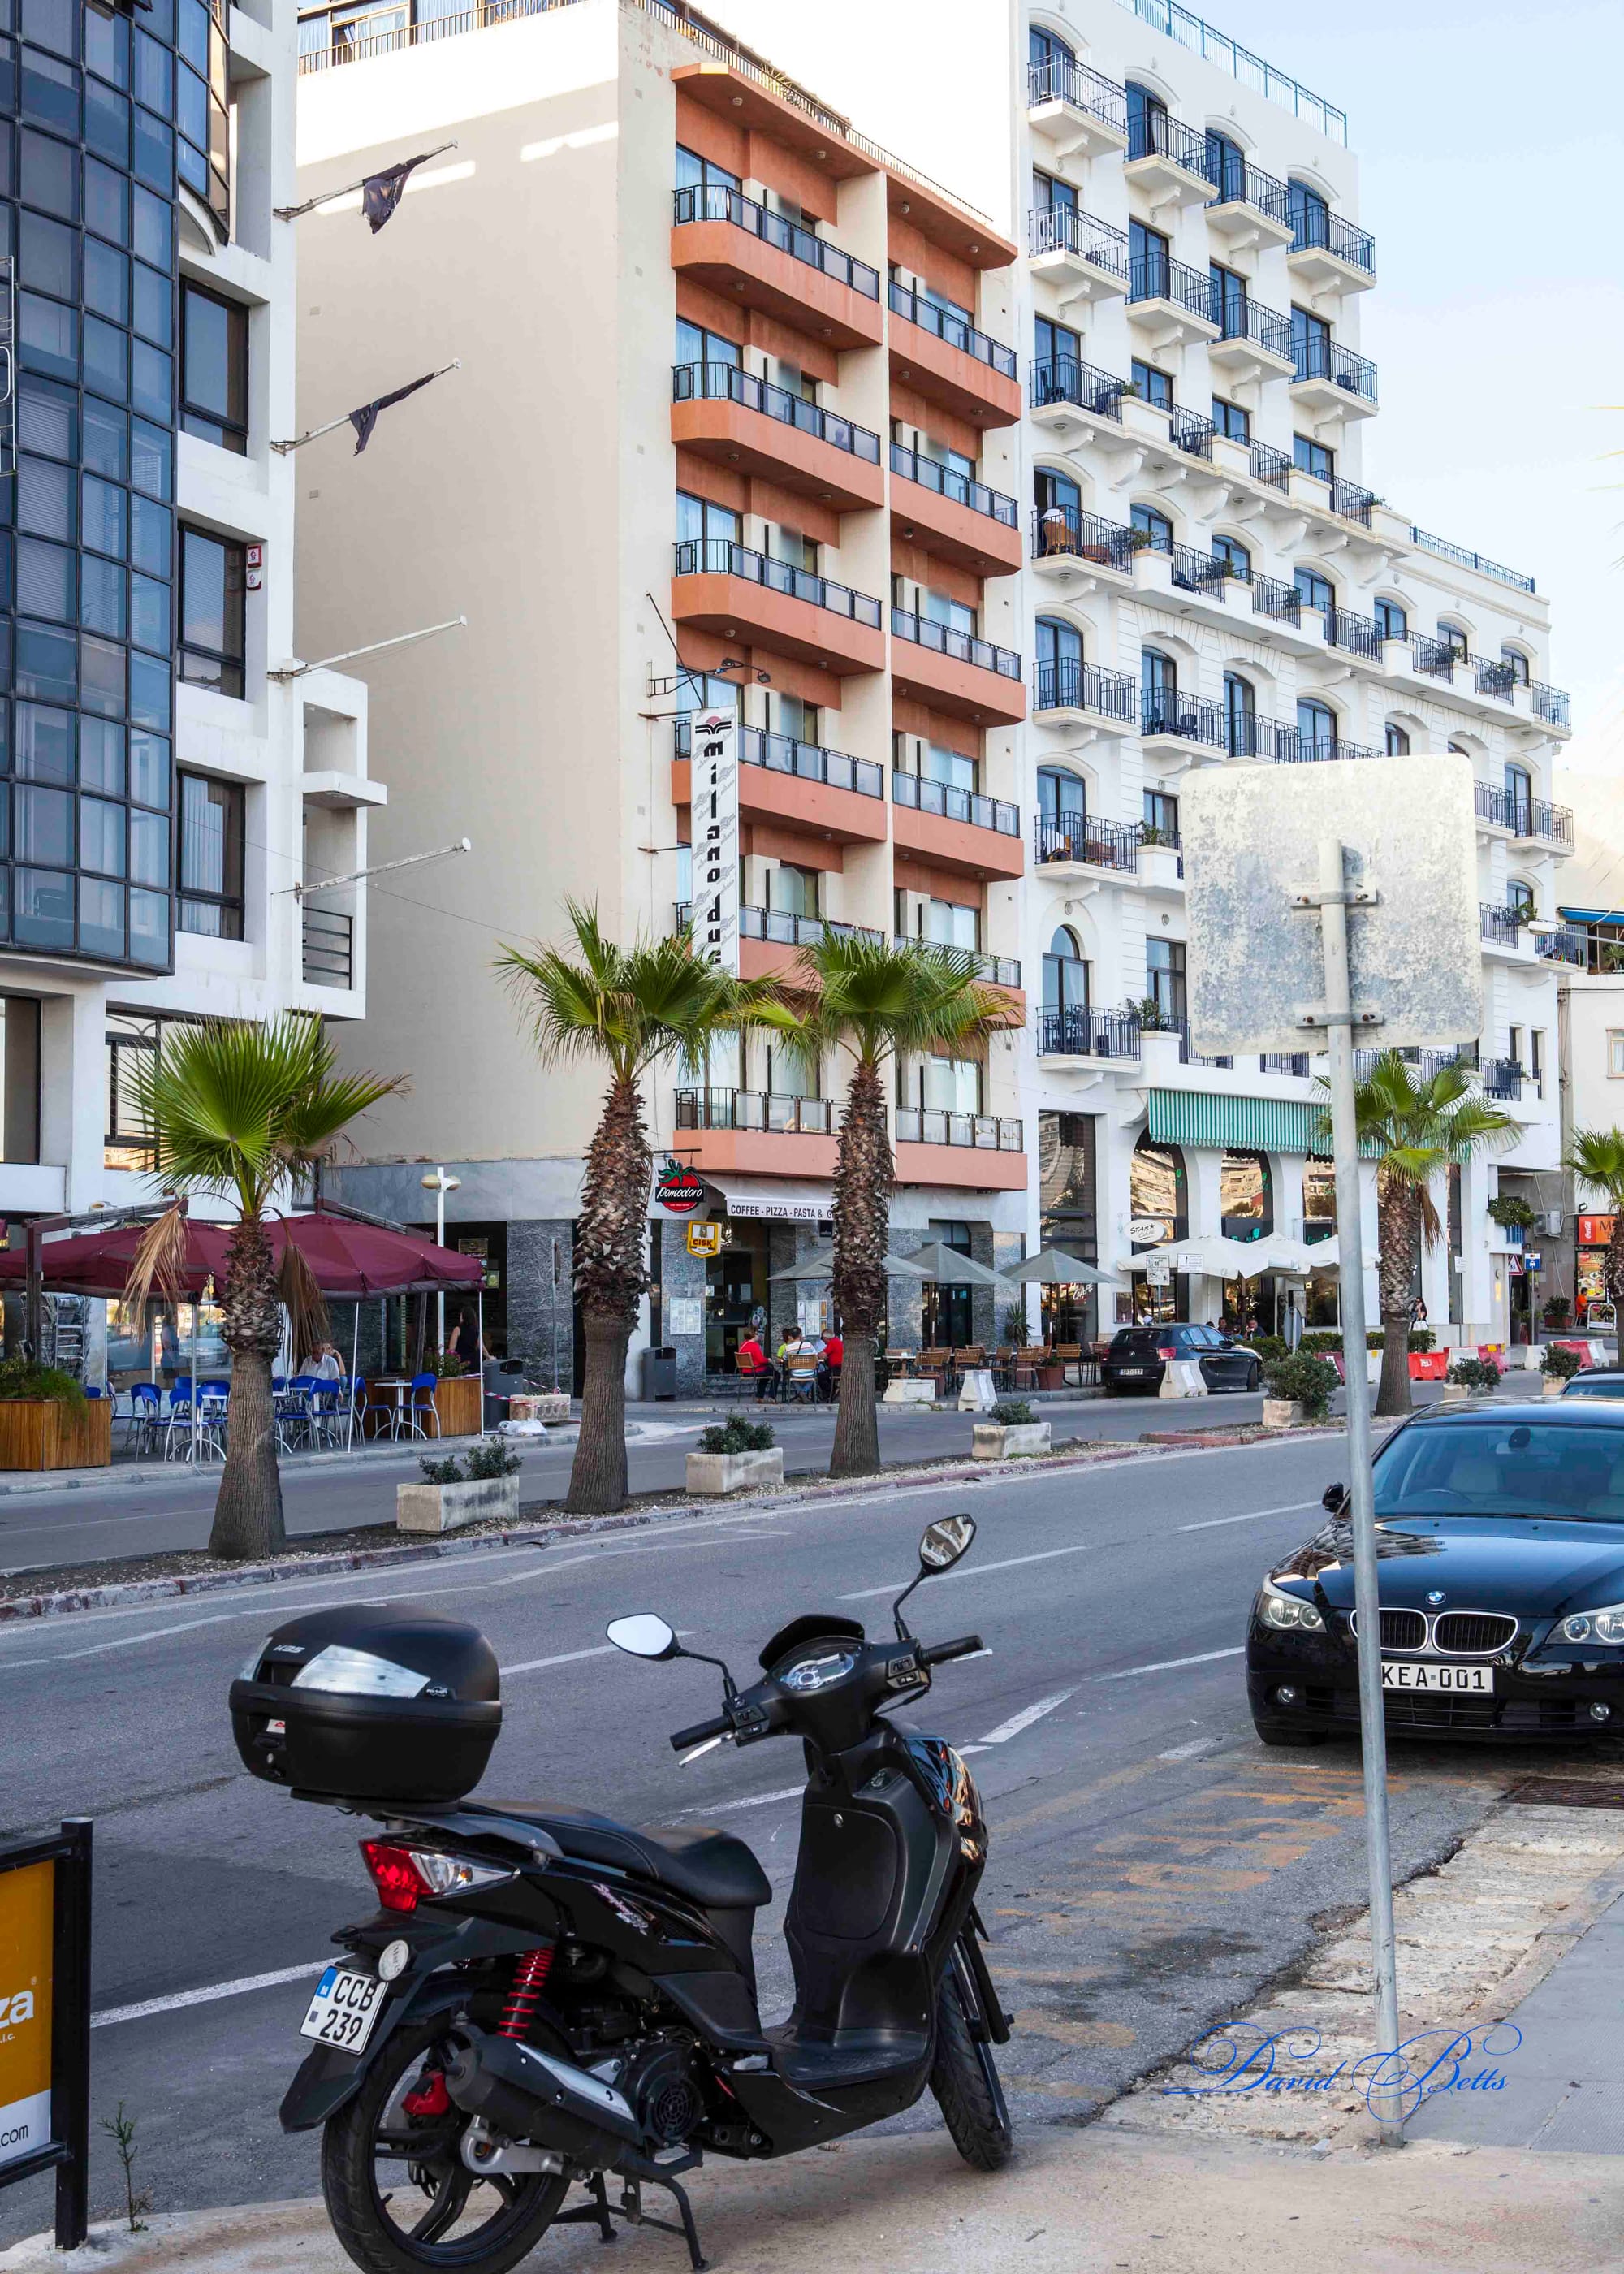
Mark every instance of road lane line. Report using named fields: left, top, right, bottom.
left=92, top=1961, right=328, bottom=2030
left=978, top=1689, right=1076, bottom=1744
left=1098, top=1646, right=1245, bottom=1680
left=839, top=1542, right=1091, bottom=1601
left=501, top=1644, right=619, bottom=1676
left=1158, top=1736, right=1222, bottom=1760
left=1177, top=1501, right=1318, bottom=1533
left=685, top=1785, right=804, bottom=1816
left=58, top=1615, right=240, bottom=1660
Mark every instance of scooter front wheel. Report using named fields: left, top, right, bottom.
left=930, top=1949, right=1013, bottom=2171
left=321, top=2017, right=569, bottom=2274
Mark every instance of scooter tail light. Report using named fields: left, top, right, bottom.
left=361, top=1838, right=434, bottom=1913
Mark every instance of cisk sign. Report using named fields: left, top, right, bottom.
left=692, top=709, right=739, bottom=975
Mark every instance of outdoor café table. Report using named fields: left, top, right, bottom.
left=369, top=1377, right=412, bottom=1439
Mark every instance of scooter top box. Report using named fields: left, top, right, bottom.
left=230, top=1604, right=501, bottom=1802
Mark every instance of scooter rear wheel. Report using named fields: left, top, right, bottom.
left=930, top=1952, right=1013, bottom=2171
left=321, top=2017, right=569, bottom=2274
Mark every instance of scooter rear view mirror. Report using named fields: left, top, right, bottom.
left=607, top=1615, right=680, bottom=1661
left=918, top=1514, right=976, bottom=1573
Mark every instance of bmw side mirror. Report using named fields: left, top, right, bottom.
left=919, top=1514, right=976, bottom=1573
left=1322, top=1483, right=1348, bottom=1515
left=607, top=1615, right=680, bottom=1661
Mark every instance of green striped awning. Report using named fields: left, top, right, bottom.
left=1148, top=1090, right=1324, bottom=1156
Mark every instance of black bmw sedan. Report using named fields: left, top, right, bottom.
left=1247, top=1401, right=1624, bottom=1745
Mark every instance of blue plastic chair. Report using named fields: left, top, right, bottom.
left=403, top=1372, right=438, bottom=1441
left=127, top=1381, right=162, bottom=1455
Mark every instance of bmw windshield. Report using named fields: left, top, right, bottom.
left=1374, top=1419, right=1624, bottom=1524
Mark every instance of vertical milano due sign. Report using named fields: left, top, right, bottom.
left=694, top=710, right=739, bottom=975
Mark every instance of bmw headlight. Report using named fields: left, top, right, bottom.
left=1258, top=1579, right=1326, bottom=1635
left=1560, top=1602, right=1624, bottom=1645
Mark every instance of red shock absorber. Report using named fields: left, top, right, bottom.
left=499, top=1943, right=555, bottom=2041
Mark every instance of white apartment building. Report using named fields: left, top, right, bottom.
left=0, top=0, right=376, bottom=1378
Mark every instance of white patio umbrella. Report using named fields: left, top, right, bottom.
left=903, top=1241, right=1013, bottom=1289
left=1004, top=1246, right=1122, bottom=1290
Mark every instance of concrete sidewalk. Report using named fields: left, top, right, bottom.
left=2, top=2128, right=1616, bottom=2274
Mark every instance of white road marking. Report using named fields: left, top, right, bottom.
left=92, top=1960, right=328, bottom=2030
left=1177, top=1501, right=1318, bottom=1533
left=501, top=1644, right=618, bottom=1676
left=57, top=1615, right=239, bottom=1661
left=977, top=1689, right=1076, bottom=1745
left=1099, top=1647, right=1246, bottom=1681
left=839, top=1541, right=1091, bottom=1602
left=1158, top=1735, right=1222, bottom=1761
left=695, top=1785, right=804, bottom=1815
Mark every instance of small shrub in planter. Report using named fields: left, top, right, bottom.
left=0, top=1357, right=85, bottom=1411
left=419, top=1452, right=464, bottom=1485
left=698, top=1416, right=776, bottom=1455
left=1299, top=1332, right=1342, bottom=1357
left=1407, top=1328, right=1436, bottom=1353
left=1249, top=1334, right=1288, bottom=1366
left=1366, top=1329, right=1385, bottom=1351
left=991, top=1400, right=1036, bottom=1426
left=1543, top=1298, right=1573, bottom=1330
left=468, top=1439, right=523, bottom=1479
left=1261, top=1351, right=1338, bottom=1421
left=1539, top=1344, right=1583, bottom=1381
left=1447, top=1355, right=1501, bottom=1394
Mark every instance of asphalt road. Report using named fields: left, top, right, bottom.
left=0, top=1423, right=1564, bottom=2248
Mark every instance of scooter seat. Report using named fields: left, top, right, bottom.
left=464, top=1798, right=771, bottom=1912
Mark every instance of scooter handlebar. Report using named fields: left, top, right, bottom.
left=919, top=1634, right=983, bottom=1667
left=670, top=1712, right=734, bottom=1753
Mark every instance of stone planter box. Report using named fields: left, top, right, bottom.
left=0, top=1396, right=113, bottom=1470
left=1262, top=1399, right=1305, bottom=1429
left=396, top=1473, right=520, bottom=1534
left=883, top=1378, right=936, bottom=1405
left=1440, top=1382, right=1472, bottom=1404
left=1541, top=1374, right=1568, bottom=1399
left=686, top=1447, right=784, bottom=1497
left=972, top=1420, right=1051, bottom=1462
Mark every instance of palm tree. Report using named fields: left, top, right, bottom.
left=1317, top=1053, right=1514, bottom=1419
left=127, top=1016, right=405, bottom=1562
left=1565, top=1129, right=1624, bottom=1326
left=499, top=904, right=791, bottom=1515
left=795, top=936, right=1010, bottom=1478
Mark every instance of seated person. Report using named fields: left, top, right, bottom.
left=736, top=1330, right=775, bottom=1401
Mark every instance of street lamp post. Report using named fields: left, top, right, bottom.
left=421, top=1168, right=462, bottom=1354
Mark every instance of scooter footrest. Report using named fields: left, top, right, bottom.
left=765, top=2027, right=930, bottom=2090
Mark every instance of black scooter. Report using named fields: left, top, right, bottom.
left=241, top=1514, right=1011, bottom=2274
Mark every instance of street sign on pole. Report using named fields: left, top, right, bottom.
left=1181, top=754, right=1481, bottom=2144
left=0, top=1819, right=92, bottom=2248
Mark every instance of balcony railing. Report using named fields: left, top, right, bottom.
left=1212, top=294, right=1292, bottom=362
left=1260, top=1052, right=1311, bottom=1076
left=1531, top=682, right=1571, bottom=730
left=1031, top=655, right=1136, bottom=721
left=674, top=538, right=882, bottom=627
left=1250, top=572, right=1302, bottom=628
left=1279, top=732, right=1382, bottom=764
left=1225, top=711, right=1300, bottom=763
left=887, top=280, right=1016, bottom=376
left=1029, top=353, right=1131, bottom=420
left=1408, top=525, right=1533, bottom=594
left=1126, top=102, right=1208, bottom=175
left=1471, top=784, right=1572, bottom=845
left=1475, top=656, right=1518, bottom=703
left=895, top=938, right=1021, bottom=989
left=1538, top=927, right=1587, bottom=967
left=889, top=443, right=1017, bottom=526
left=301, top=906, right=353, bottom=988
left=892, top=770, right=1020, bottom=837
left=1034, top=814, right=1140, bottom=872
left=1480, top=902, right=1523, bottom=945
left=1249, top=439, right=1292, bottom=492
left=1128, top=253, right=1213, bottom=320
left=672, top=361, right=881, bottom=462
left=1174, top=1018, right=1233, bottom=1068
left=675, top=1088, right=835, bottom=1135
left=672, top=182, right=879, bottom=299
left=1031, top=502, right=1138, bottom=574
left=1038, top=1005, right=1140, bottom=1061
left=1026, top=54, right=1129, bottom=135
left=717, top=906, right=885, bottom=949
left=1354, top=1045, right=1476, bottom=1082
left=1291, top=332, right=1378, bottom=404
left=1142, top=687, right=1225, bottom=749
left=1290, top=201, right=1375, bottom=274
left=1330, top=477, right=1379, bottom=525
left=1321, top=606, right=1384, bottom=661
left=1168, top=404, right=1216, bottom=460
left=674, top=716, right=883, bottom=800
left=896, top=1109, right=1023, bottom=1151
left=1410, top=631, right=1461, bottom=680
left=1172, top=542, right=1229, bottom=594
left=891, top=607, right=1021, bottom=681
left=1482, top=1057, right=1524, bottom=1101
left=1205, top=148, right=1291, bottom=226
left=1027, top=205, right=1129, bottom=278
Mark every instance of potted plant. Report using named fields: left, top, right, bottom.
left=0, top=1357, right=107, bottom=1472
left=396, top=1439, right=523, bottom=1534
left=1542, top=1296, right=1573, bottom=1332
left=1539, top=1343, right=1583, bottom=1397
left=1444, top=1354, right=1501, bottom=1403
left=1487, top=1194, right=1535, bottom=1233
left=1260, top=1351, right=1337, bottom=1428
left=1000, top=1301, right=1028, bottom=1349
left=686, top=1415, right=783, bottom=1498
left=972, top=1399, right=1052, bottom=1463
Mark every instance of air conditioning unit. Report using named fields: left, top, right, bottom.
left=1540, top=1209, right=1564, bottom=1236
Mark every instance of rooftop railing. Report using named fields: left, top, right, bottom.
left=889, top=443, right=1017, bottom=527
left=674, top=538, right=882, bottom=628
left=1028, top=205, right=1129, bottom=278
left=1033, top=814, right=1140, bottom=872
left=1029, top=353, right=1130, bottom=420
left=1129, top=252, right=1214, bottom=321
left=1205, top=146, right=1291, bottom=226
left=896, top=1108, right=1023, bottom=1151
left=672, top=182, right=879, bottom=300
left=675, top=1088, right=835, bottom=1135
left=1291, top=331, right=1378, bottom=404
left=1026, top=54, right=1129, bottom=135
left=674, top=716, right=883, bottom=800
left=891, top=607, right=1021, bottom=681
left=1112, top=0, right=1346, bottom=145
left=892, top=770, right=1020, bottom=837
left=1032, top=655, right=1137, bottom=721
left=1289, top=200, right=1375, bottom=272
left=887, top=281, right=1016, bottom=377
left=1408, top=525, right=1534, bottom=594
left=672, top=361, right=881, bottom=462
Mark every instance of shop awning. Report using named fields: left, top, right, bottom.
left=1147, top=1091, right=1381, bottom=1160
left=701, top=1177, right=831, bottom=1225
left=0, top=1211, right=486, bottom=1300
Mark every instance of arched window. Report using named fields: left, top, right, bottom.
left=1030, top=22, right=1075, bottom=76
left=1288, top=178, right=1330, bottom=252
left=1212, top=533, right=1250, bottom=580
left=1224, top=670, right=1256, bottom=757
left=1132, top=502, right=1173, bottom=552
left=1130, top=1135, right=1186, bottom=1244
left=1037, top=767, right=1085, bottom=824
left=1142, top=646, right=1177, bottom=734
left=1294, top=565, right=1335, bottom=618
left=1220, top=1150, right=1273, bottom=1241
left=1043, top=925, right=1089, bottom=1014
left=1125, top=81, right=1169, bottom=162
left=1034, top=466, right=1081, bottom=553
left=1505, top=763, right=1533, bottom=836
left=1507, top=879, right=1535, bottom=921
left=1297, top=697, right=1337, bottom=763
left=1385, top=722, right=1410, bottom=756
left=1375, top=596, right=1407, bottom=642
left=1035, top=616, right=1082, bottom=709
left=1501, top=644, right=1531, bottom=685
left=1438, top=620, right=1470, bottom=662
left=1205, top=128, right=1245, bottom=205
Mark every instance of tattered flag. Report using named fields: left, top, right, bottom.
left=349, top=369, right=441, bottom=455
left=361, top=149, right=440, bottom=234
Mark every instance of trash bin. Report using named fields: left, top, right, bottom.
left=641, top=1345, right=678, bottom=1401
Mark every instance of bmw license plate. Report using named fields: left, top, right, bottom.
left=1380, top=1662, right=1493, bottom=1694
left=300, top=1965, right=387, bottom=2054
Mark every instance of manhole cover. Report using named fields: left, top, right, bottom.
left=1514, top=1778, right=1624, bottom=1809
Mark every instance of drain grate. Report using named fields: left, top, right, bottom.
left=1513, top=1777, right=1624, bottom=1809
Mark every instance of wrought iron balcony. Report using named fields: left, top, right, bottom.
left=735, top=906, right=884, bottom=948
left=1128, top=253, right=1214, bottom=321
left=1481, top=1057, right=1524, bottom=1101
left=1260, top=1052, right=1311, bottom=1076
left=1033, top=815, right=1140, bottom=872
left=302, top=906, right=353, bottom=989
left=1280, top=731, right=1383, bottom=764
left=1212, top=293, right=1291, bottom=361
left=892, top=771, right=1019, bottom=837
left=1250, top=573, right=1302, bottom=629
left=896, top=1109, right=1023, bottom=1151
left=1249, top=439, right=1292, bottom=492
left=1172, top=543, right=1229, bottom=594
left=672, top=361, right=881, bottom=462
left=1290, top=201, right=1375, bottom=274
left=1204, top=147, right=1291, bottom=226
left=673, top=716, right=883, bottom=800
left=1127, top=102, right=1208, bottom=176
left=886, top=280, right=1016, bottom=376
left=672, top=182, right=879, bottom=299
left=1031, top=502, right=1138, bottom=575
left=1531, top=682, right=1570, bottom=731
left=1027, top=205, right=1129, bottom=278
left=1475, top=656, right=1518, bottom=703
left=675, top=1089, right=835, bottom=1135
left=1537, top=927, right=1587, bottom=967
left=890, top=607, right=1021, bottom=681
left=1142, top=687, right=1226, bottom=750
left=1354, top=1044, right=1476, bottom=1082
left=1473, top=782, right=1573, bottom=845
left=1410, top=631, right=1461, bottom=680
left=1408, top=526, right=1533, bottom=594
left=1224, top=711, right=1299, bottom=763
left=673, top=538, right=882, bottom=628
left=1291, top=332, right=1378, bottom=404
left=1330, top=477, right=1379, bottom=525
left=1480, top=902, right=1523, bottom=945
left=888, top=443, right=1017, bottom=526
left=1029, top=354, right=1131, bottom=420
left=1174, top=1018, right=1233, bottom=1068
left=1038, top=1005, right=1141, bottom=1061
left=1031, top=655, right=1135, bottom=722
left=1168, top=404, right=1216, bottom=460
left=1026, top=54, right=1128, bottom=135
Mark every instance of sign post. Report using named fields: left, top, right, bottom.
left=1181, top=754, right=1483, bottom=2146
left=0, top=1819, right=92, bottom=2249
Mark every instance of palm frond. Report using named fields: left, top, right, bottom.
left=121, top=1204, right=191, bottom=1316
left=278, top=1239, right=330, bottom=1367
left=796, top=934, right=1008, bottom=1070
left=1566, top=1126, right=1624, bottom=1207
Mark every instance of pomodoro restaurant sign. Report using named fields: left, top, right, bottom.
left=651, top=1156, right=707, bottom=1220
left=0, top=1820, right=92, bottom=2249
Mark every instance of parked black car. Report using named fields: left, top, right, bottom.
left=1101, top=1323, right=1262, bottom=1396
left=1247, top=1400, right=1624, bottom=1745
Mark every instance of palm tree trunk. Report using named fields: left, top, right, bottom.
left=1608, top=1218, right=1624, bottom=1357
left=565, top=1073, right=650, bottom=1515
left=1373, top=1178, right=1415, bottom=1419
left=830, top=1057, right=893, bottom=1478
left=210, top=1215, right=287, bottom=1561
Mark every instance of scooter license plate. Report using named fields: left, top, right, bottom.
left=1380, top=1662, right=1494, bottom=1694
left=300, top=1965, right=386, bottom=2055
